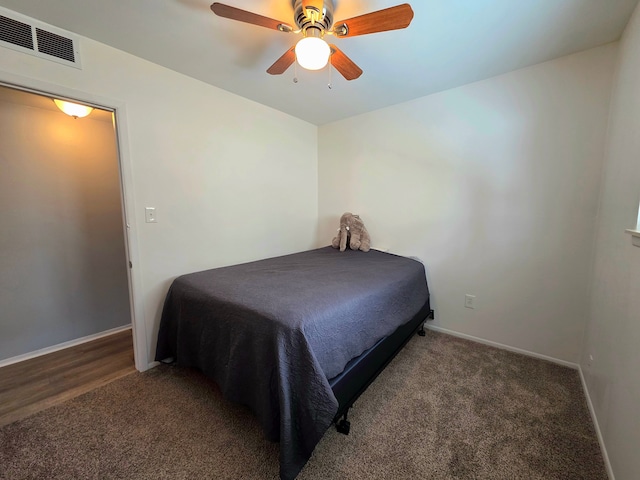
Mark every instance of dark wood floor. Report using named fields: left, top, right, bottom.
left=0, top=329, right=136, bottom=427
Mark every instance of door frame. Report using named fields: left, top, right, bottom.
left=0, top=71, right=149, bottom=372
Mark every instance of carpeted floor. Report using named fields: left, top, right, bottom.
left=0, top=331, right=606, bottom=479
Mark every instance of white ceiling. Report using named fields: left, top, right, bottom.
left=0, top=0, right=638, bottom=125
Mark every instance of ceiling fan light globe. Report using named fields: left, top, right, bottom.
left=295, top=37, right=330, bottom=70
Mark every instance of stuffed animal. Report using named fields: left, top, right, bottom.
left=331, top=212, right=371, bottom=252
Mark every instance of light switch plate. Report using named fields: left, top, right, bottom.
left=145, top=207, right=157, bottom=223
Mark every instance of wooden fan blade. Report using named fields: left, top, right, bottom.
left=333, top=3, right=414, bottom=37
left=211, top=3, right=293, bottom=31
left=329, top=45, right=363, bottom=80
left=267, top=47, right=296, bottom=75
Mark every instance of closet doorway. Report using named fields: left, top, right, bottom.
left=0, top=84, right=137, bottom=376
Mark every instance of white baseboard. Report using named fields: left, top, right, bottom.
left=0, top=325, right=132, bottom=369
left=425, top=324, right=579, bottom=369
left=146, top=360, right=161, bottom=370
left=578, top=366, right=615, bottom=480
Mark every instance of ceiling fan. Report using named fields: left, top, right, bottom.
left=211, top=1, right=414, bottom=81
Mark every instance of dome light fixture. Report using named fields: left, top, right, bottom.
left=53, top=99, right=94, bottom=119
left=295, top=27, right=331, bottom=71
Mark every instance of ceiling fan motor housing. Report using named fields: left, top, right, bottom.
left=293, top=0, right=334, bottom=32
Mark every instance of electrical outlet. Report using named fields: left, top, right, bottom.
left=587, top=354, right=594, bottom=367
left=464, top=294, right=476, bottom=309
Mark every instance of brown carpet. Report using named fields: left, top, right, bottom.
left=0, top=331, right=606, bottom=479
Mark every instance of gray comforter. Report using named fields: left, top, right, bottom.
left=155, top=246, right=430, bottom=479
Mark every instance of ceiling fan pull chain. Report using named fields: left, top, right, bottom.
left=328, top=57, right=332, bottom=89
left=293, top=60, right=299, bottom=83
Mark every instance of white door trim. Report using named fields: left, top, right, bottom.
left=0, top=70, right=149, bottom=372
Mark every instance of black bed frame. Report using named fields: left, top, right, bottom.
left=328, top=301, right=434, bottom=434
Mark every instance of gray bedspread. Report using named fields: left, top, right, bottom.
left=155, top=246, right=430, bottom=479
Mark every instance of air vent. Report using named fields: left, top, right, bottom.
left=0, top=15, right=34, bottom=50
left=36, top=28, right=75, bottom=63
left=0, top=7, right=81, bottom=69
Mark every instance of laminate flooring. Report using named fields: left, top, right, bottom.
left=0, top=329, right=135, bottom=427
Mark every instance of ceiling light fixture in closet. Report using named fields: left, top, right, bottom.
left=53, top=99, right=94, bottom=119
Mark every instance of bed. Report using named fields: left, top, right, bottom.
left=155, top=246, right=431, bottom=480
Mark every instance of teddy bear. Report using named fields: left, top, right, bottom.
left=331, top=212, right=371, bottom=252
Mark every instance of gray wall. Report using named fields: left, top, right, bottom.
left=0, top=92, right=130, bottom=361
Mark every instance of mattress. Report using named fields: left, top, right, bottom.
left=155, top=246, right=430, bottom=479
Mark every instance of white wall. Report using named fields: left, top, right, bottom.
left=0, top=96, right=130, bottom=361
left=317, top=44, right=617, bottom=364
left=581, top=3, right=640, bottom=478
left=0, top=17, right=318, bottom=369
